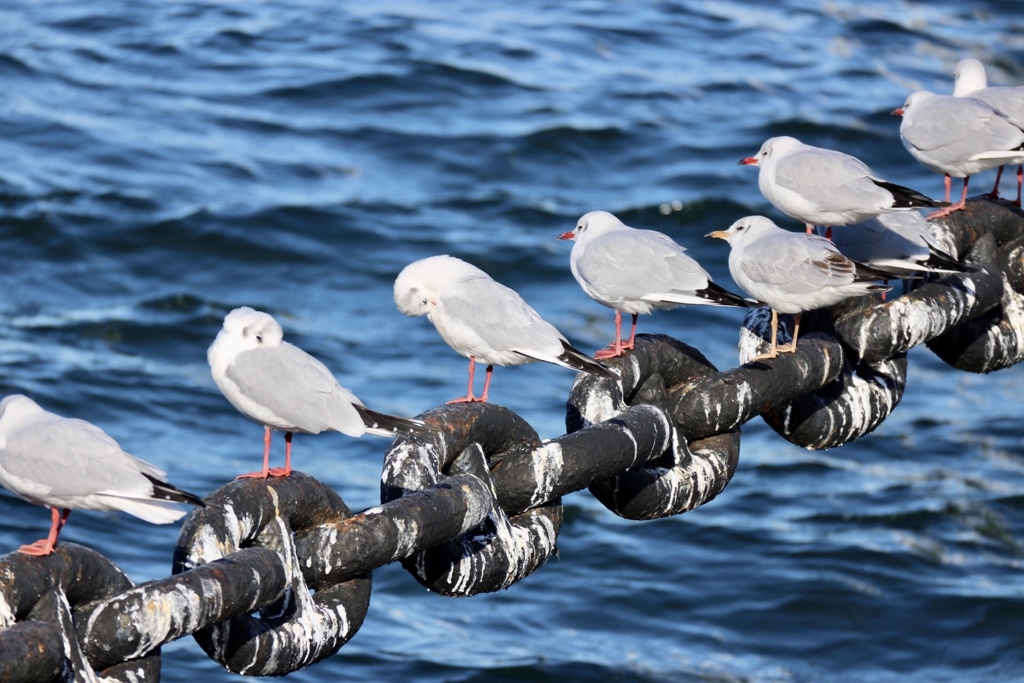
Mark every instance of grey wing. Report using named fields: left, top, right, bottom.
left=228, top=344, right=365, bottom=435
left=443, top=276, right=568, bottom=360
left=576, top=230, right=711, bottom=301
left=0, top=418, right=153, bottom=502
left=774, top=151, right=880, bottom=209
left=906, top=98, right=1022, bottom=162
left=976, top=87, right=1024, bottom=128
left=832, top=218, right=929, bottom=264
left=742, top=235, right=856, bottom=292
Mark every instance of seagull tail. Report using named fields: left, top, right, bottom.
left=557, top=341, right=616, bottom=379
left=355, top=405, right=438, bottom=443
left=922, top=246, right=975, bottom=273
left=699, top=282, right=762, bottom=307
left=850, top=259, right=921, bottom=283
left=143, top=474, right=206, bottom=508
left=871, top=179, right=951, bottom=208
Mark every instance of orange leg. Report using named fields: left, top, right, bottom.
left=928, top=175, right=969, bottom=220
left=983, top=165, right=1005, bottom=199
left=479, top=365, right=494, bottom=402
left=595, top=311, right=638, bottom=359
left=775, top=312, right=802, bottom=354
left=267, top=432, right=292, bottom=478
left=237, top=426, right=275, bottom=479
left=19, top=507, right=71, bottom=556
left=448, top=356, right=489, bottom=403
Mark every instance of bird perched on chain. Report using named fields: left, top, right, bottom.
left=739, top=136, right=946, bottom=235
left=0, top=394, right=204, bottom=556
left=706, top=216, right=892, bottom=360
left=893, top=90, right=1024, bottom=219
left=209, top=306, right=433, bottom=479
left=558, top=210, right=756, bottom=359
left=394, top=254, right=613, bottom=403
left=952, top=57, right=1024, bottom=205
left=829, top=211, right=970, bottom=277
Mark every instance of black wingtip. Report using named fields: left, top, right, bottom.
left=559, top=342, right=616, bottom=379
left=355, top=405, right=439, bottom=442
left=144, top=474, right=206, bottom=508
left=871, top=178, right=947, bottom=208
left=850, top=259, right=921, bottom=282
left=702, top=282, right=761, bottom=307
left=923, top=247, right=975, bottom=273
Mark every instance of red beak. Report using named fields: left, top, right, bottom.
left=738, top=156, right=758, bottom=166
left=891, top=108, right=904, bottom=116
left=557, top=231, right=575, bottom=240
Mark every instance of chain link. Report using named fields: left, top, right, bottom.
left=1, top=197, right=1021, bottom=680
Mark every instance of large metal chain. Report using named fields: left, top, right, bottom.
left=0, top=197, right=1020, bottom=680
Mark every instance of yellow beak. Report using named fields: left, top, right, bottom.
left=705, top=230, right=729, bottom=240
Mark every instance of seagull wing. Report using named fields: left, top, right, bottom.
left=227, top=343, right=365, bottom=436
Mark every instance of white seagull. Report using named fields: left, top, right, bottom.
left=893, top=90, right=1024, bottom=219
left=208, top=306, right=432, bottom=479
left=0, top=394, right=204, bottom=556
left=558, top=210, right=755, bottom=358
left=953, top=57, right=1024, bottom=204
left=829, top=211, right=967, bottom=276
left=739, top=136, right=945, bottom=234
left=706, top=216, right=891, bottom=360
left=394, top=255, right=613, bottom=403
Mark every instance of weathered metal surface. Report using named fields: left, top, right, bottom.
left=383, top=404, right=561, bottom=597
left=173, top=474, right=371, bottom=677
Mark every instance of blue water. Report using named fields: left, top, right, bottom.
left=2, top=1, right=1024, bottom=680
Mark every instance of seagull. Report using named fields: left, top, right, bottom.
left=706, top=216, right=891, bottom=360
left=557, top=210, right=756, bottom=358
left=208, top=306, right=432, bottom=479
left=829, top=211, right=969, bottom=276
left=0, top=394, right=204, bottom=556
left=739, top=136, right=945, bottom=234
left=394, top=255, right=614, bottom=402
left=953, top=57, right=1024, bottom=204
left=893, top=90, right=1024, bottom=219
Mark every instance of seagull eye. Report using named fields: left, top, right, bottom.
left=255, top=334, right=263, bottom=343
left=420, top=298, right=428, bottom=307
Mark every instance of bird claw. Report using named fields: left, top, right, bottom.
left=236, top=469, right=272, bottom=480
left=18, top=540, right=56, bottom=556
left=927, top=203, right=966, bottom=221
left=594, top=340, right=633, bottom=359
left=446, top=396, right=486, bottom=404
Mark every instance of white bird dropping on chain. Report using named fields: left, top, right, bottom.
left=952, top=57, right=1024, bottom=205
left=738, top=136, right=945, bottom=234
left=893, top=90, right=1024, bottom=219
left=0, top=394, right=204, bottom=556
left=558, top=210, right=755, bottom=359
left=393, top=254, right=613, bottom=403
left=208, top=306, right=432, bottom=479
left=706, top=216, right=891, bottom=360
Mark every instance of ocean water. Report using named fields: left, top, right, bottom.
left=1, top=1, right=1024, bottom=681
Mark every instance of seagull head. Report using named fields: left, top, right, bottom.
left=705, top=215, right=780, bottom=247
left=558, top=210, right=628, bottom=242
left=394, top=255, right=487, bottom=317
left=218, top=307, right=285, bottom=351
left=953, top=58, right=987, bottom=97
left=0, top=395, right=44, bottom=430
left=892, top=90, right=934, bottom=118
left=739, top=136, right=801, bottom=167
